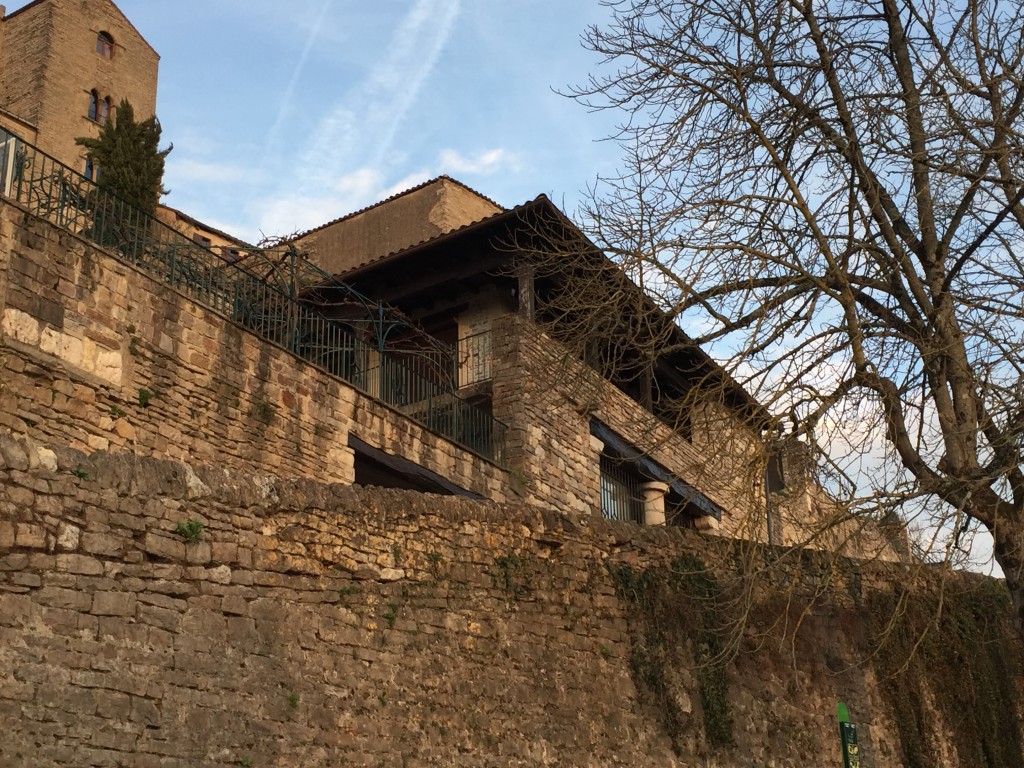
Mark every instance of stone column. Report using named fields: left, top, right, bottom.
left=694, top=515, right=721, bottom=532
left=640, top=480, right=669, bottom=526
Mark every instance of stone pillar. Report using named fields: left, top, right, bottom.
left=694, top=515, right=721, bottom=532
left=517, top=264, right=536, bottom=320
left=640, top=480, right=669, bottom=526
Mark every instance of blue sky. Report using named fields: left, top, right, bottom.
left=112, top=0, right=621, bottom=243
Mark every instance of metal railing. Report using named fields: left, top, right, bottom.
left=0, top=128, right=506, bottom=464
left=457, top=330, right=493, bottom=387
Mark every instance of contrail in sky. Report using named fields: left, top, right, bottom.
left=300, top=0, right=462, bottom=189
left=264, top=0, right=333, bottom=161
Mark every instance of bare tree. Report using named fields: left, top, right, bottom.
left=567, top=0, right=1024, bottom=623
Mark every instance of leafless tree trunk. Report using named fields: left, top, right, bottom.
left=566, top=0, right=1024, bottom=624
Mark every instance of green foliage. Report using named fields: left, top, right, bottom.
left=337, top=584, right=359, bottom=599
left=71, top=468, right=90, bottom=481
left=252, top=401, right=276, bottom=425
left=76, top=98, right=172, bottom=214
left=137, top=388, right=153, bottom=407
left=610, top=556, right=735, bottom=752
left=494, top=553, right=531, bottom=601
left=866, top=579, right=1021, bottom=768
left=174, top=518, right=204, bottom=544
left=287, top=692, right=299, bottom=710
left=382, top=604, right=398, bottom=628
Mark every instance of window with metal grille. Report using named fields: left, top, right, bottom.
left=599, top=454, right=644, bottom=523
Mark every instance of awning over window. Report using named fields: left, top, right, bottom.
left=349, top=435, right=484, bottom=499
left=590, top=421, right=723, bottom=521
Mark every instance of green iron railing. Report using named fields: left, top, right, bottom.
left=0, top=127, right=506, bottom=465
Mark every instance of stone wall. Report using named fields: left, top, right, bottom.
left=491, top=312, right=762, bottom=529
left=0, top=433, right=1019, bottom=767
left=489, top=313, right=902, bottom=558
left=0, top=200, right=508, bottom=500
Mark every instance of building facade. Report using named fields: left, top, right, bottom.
left=0, top=0, right=158, bottom=176
left=0, top=0, right=904, bottom=560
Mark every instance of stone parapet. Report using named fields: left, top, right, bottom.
left=0, top=200, right=506, bottom=499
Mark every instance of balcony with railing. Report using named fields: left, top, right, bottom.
left=457, top=330, right=492, bottom=388
left=0, top=127, right=507, bottom=465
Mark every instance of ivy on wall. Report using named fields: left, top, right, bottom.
left=610, top=555, right=734, bottom=753
left=865, top=577, right=1022, bottom=768
left=611, top=552, right=1022, bottom=766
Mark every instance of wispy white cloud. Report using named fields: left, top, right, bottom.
left=296, top=0, right=462, bottom=190
left=380, top=172, right=432, bottom=199
left=254, top=0, right=463, bottom=236
left=263, top=0, right=334, bottom=160
left=252, top=167, right=388, bottom=238
left=165, top=158, right=260, bottom=186
left=437, top=148, right=514, bottom=176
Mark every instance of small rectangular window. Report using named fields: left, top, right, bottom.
left=599, top=454, right=644, bottom=523
left=192, top=233, right=213, bottom=248
left=97, top=32, right=114, bottom=59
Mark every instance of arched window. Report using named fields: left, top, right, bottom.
left=98, top=96, right=111, bottom=125
left=96, top=31, right=114, bottom=59
left=88, top=90, right=99, bottom=121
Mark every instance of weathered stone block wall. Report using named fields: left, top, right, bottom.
left=490, top=312, right=762, bottom=531
left=489, top=314, right=900, bottom=558
left=0, top=201, right=507, bottom=500
left=0, top=0, right=49, bottom=127
left=0, top=433, right=1019, bottom=767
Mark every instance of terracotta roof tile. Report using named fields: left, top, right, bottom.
left=293, top=175, right=506, bottom=241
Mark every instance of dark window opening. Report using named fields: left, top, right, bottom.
left=192, top=233, right=213, bottom=248
left=766, top=454, right=786, bottom=495
left=88, top=90, right=99, bottom=121
left=84, top=158, right=100, bottom=181
left=665, top=493, right=712, bottom=527
left=592, top=419, right=723, bottom=525
left=354, top=453, right=444, bottom=493
left=349, top=435, right=482, bottom=498
left=96, top=32, right=114, bottom=58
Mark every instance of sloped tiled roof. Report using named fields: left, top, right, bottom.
left=294, top=175, right=506, bottom=241
left=334, top=194, right=769, bottom=420
left=334, top=194, right=533, bottom=278
left=158, top=204, right=250, bottom=247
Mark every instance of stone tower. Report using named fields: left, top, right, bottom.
left=0, top=0, right=158, bottom=174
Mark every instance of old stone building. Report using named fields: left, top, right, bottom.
left=0, top=0, right=159, bottom=176
left=0, top=0, right=903, bottom=561
left=290, top=178, right=901, bottom=557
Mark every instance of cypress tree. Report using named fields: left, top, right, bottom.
left=76, top=99, right=172, bottom=214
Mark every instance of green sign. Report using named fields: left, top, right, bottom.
left=837, top=702, right=861, bottom=768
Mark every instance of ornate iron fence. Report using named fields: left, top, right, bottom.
left=0, top=127, right=506, bottom=464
